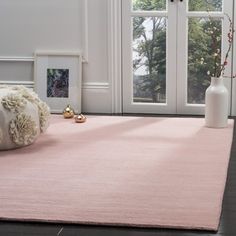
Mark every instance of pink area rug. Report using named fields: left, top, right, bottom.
left=0, top=115, right=234, bottom=231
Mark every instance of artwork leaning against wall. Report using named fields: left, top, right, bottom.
left=34, top=51, right=82, bottom=114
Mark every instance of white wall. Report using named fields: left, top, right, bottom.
left=82, top=0, right=112, bottom=113
left=0, top=0, right=82, bottom=55
left=0, top=0, right=113, bottom=113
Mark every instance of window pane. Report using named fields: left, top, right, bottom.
left=132, top=0, right=166, bottom=11
left=133, top=17, right=166, bottom=103
left=189, top=0, right=222, bottom=12
left=188, top=18, right=222, bottom=104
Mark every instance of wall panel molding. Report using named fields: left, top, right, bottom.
left=82, top=0, right=89, bottom=63
left=82, top=82, right=109, bottom=90
left=0, top=80, right=109, bottom=90
left=107, top=0, right=122, bottom=114
left=82, top=83, right=111, bottom=114
left=0, top=57, right=34, bottom=62
left=0, top=80, right=34, bottom=88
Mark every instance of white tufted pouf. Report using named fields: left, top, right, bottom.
left=0, top=85, right=50, bottom=150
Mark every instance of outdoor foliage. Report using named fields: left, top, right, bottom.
left=132, top=0, right=223, bottom=104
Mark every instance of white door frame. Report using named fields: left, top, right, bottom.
left=177, top=0, right=233, bottom=115
left=121, top=0, right=234, bottom=115
left=122, top=0, right=177, bottom=114
left=231, top=0, right=236, bottom=116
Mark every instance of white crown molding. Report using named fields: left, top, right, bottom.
left=107, top=0, right=122, bottom=114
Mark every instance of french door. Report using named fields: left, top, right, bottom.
left=122, top=0, right=233, bottom=114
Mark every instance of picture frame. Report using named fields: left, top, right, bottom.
left=34, top=51, right=82, bottom=114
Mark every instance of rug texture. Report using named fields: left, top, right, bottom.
left=0, top=115, right=234, bottom=231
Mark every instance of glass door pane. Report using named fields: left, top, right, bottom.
left=177, top=0, right=232, bottom=115
left=188, top=18, right=222, bottom=104
left=133, top=16, right=166, bottom=103
left=132, top=0, right=166, bottom=11
left=188, top=0, right=222, bottom=12
left=122, top=0, right=176, bottom=114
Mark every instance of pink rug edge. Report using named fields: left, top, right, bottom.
left=0, top=217, right=219, bottom=232
left=215, top=119, right=235, bottom=231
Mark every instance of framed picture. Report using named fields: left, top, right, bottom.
left=34, top=51, right=82, bottom=114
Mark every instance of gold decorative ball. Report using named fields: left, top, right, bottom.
left=63, top=105, right=75, bottom=119
left=74, top=114, right=86, bottom=123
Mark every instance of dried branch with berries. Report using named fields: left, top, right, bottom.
left=206, top=13, right=234, bottom=78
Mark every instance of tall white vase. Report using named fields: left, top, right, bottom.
left=205, top=77, right=229, bottom=128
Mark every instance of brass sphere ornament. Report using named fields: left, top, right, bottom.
left=63, top=105, right=75, bottom=119
left=74, top=114, right=87, bottom=123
